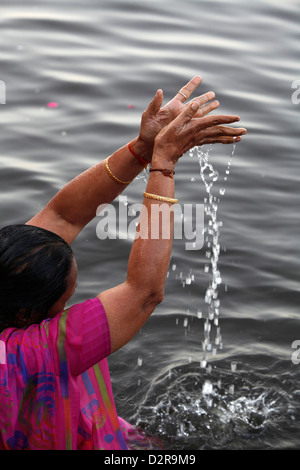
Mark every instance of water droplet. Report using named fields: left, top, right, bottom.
left=189, top=148, right=195, bottom=158
left=202, top=380, right=213, bottom=395
left=137, top=357, right=143, bottom=366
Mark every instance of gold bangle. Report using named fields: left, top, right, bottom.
left=143, top=192, right=178, bottom=204
left=104, top=157, right=132, bottom=185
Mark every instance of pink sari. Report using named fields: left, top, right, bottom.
left=0, top=298, right=161, bottom=450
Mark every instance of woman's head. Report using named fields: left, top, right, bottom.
left=0, top=225, right=77, bottom=330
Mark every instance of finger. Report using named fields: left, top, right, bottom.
left=194, top=126, right=246, bottom=147
left=176, top=93, right=219, bottom=129
left=146, top=89, right=164, bottom=116
left=195, top=99, right=220, bottom=118
left=175, top=97, right=205, bottom=128
left=189, top=91, right=216, bottom=110
left=175, top=75, right=202, bottom=102
left=200, top=125, right=247, bottom=138
left=201, top=136, right=243, bottom=145
left=195, top=114, right=241, bottom=130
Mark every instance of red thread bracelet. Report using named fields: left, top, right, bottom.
left=128, top=141, right=150, bottom=168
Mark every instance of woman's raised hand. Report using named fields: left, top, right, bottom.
left=138, top=76, right=219, bottom=149
left=138, top=76, right=246, bottom=162
left=152, top=98, right=247, bottom=167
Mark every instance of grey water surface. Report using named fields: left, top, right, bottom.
left=1, top=0, right=300, bottom=450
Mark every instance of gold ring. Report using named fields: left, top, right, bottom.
left=178, top=91, right=187, bottom=100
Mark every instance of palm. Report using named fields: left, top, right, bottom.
left=140, top=98, right=184, bottom=144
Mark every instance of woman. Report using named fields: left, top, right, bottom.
left=0, top=76, right=246, bottom=450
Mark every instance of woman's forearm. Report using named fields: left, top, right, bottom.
left=26, top=137, right=152, bottom=244
left=126, top=156, right=176, bottom=301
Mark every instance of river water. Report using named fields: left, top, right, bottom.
left=1, top=0, right=300, bottom=450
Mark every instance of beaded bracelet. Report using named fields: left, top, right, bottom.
left=143, top=192, right=178, bottom=204
left=105, top=157, right=132, bottom=185
left=149, top=168, right=175, bottom=179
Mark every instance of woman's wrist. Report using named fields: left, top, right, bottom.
left=151, top=152, right=177, bottom=171
left=131, top=136, right=154, bottom=162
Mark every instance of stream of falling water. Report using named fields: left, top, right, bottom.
left=193, top=142, right=237, bottom=393
left=135, top=143, right=237, bottom=387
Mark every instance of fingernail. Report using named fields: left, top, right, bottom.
left=191, top=101, right=199, bottom=110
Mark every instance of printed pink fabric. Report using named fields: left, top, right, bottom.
left=0, top=298, right=150, bottom=450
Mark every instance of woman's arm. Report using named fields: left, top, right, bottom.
left=26, top=137, right=151, bottom=245
left=98, top=99, right=246, bottom=355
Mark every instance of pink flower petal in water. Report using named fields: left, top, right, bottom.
left=47, top=102, right=58, bottom=108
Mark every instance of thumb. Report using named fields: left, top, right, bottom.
left=176, top=98, right=201, bottom=127
left=148, top=89, right=163, bottom=115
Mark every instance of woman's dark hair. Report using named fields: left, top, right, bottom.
left=0, top=224, right=74, bottom=330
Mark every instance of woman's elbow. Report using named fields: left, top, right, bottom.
left=143, top=290, right=164, bottom=311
